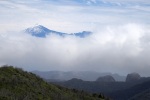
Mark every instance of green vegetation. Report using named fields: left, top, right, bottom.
left=0, top=65, right=108, bottom=100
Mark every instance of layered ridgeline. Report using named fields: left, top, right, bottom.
left=32, top=70, right=126, bottom=82
left=25, top=25, right=92, bottom=38
left=0, top=65, right=108, bottom=100
left=54, top=73, right=150, bottom=100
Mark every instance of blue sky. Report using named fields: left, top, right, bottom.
left=0, top=0, right=150, bottom=76
left=0, top=0, right=150, bottom=32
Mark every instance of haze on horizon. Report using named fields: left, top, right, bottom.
left=0, top=0, right=150, bottom=76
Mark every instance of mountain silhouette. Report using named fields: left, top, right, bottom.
left=25, top=25, right=92, bottom=38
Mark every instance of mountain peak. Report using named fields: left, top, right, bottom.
left=29, top=25, right=49, bottom=32
left=33, top=25, right=48, bottom=30
left=25, top=25, right=92, bottom=38
left=25, top=25, right=50, bottom=37
left=126, top=72, right=141, bottom=82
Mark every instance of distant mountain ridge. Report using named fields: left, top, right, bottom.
left=25, top=25, right=92, bottom=38
left=32, top=70, right=126, bottom=82
left=96, top=75, right=116, bottom=82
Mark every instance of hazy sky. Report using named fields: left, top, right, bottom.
left=0, top=0, right=150, bottom=76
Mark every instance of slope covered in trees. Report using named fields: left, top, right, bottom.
left=0, top=65, right=107, bottom=100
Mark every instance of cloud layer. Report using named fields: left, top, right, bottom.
left=0, top=0, right=150, bottom=76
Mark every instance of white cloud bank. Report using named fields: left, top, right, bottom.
left=1, top=23, right=150, bottom=76
left=0, top=0, right=150, bottom=76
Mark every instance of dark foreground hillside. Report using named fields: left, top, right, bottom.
left=109, top=80, right=150, bottom=100
left=0, top=66, right=108, bottom=100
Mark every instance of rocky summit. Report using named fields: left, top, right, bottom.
left=126, top=72, right=141, bottom=82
